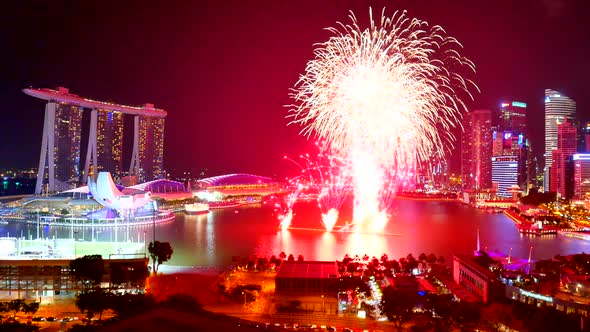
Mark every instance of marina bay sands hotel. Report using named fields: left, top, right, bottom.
left=24, top=87, right=167, bottom=194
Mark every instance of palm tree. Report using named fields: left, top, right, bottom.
left=391, top=260, right=401, bottom=274
left=342, top=254, right=352, bottom=265
left=381, top=253, right=389, bottom=265
left=406, top=254, right=418, bottom=273
left=419, top=253, right=427, bottom=272
left=399, top=257, right=408, bottom=273
left=426, top=253, right=437, bottom=265
left=362, top=254, right=370, bottom=263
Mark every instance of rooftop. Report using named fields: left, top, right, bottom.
left=276, top=261, right=339, bottom=279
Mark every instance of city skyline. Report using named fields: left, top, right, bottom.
left=1, top=0, right=589, bottom=177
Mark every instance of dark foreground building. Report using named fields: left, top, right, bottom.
left=275, top=261, right=340, bottom=314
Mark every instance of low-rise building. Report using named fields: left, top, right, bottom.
left=0, top=256, right=148, bottom=302
left=274, top=261, right=339, bottom=314
left=453, top=254, right=504, bottom=303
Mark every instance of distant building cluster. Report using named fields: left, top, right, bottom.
left=24, top=87, right=167, bottom=194
left=461, top=89, right=590, bottom=202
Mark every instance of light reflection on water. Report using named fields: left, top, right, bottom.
left=3, top=200, right=590, bottom=267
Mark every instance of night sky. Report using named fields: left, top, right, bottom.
left=1, top=0, right=589, bottom=179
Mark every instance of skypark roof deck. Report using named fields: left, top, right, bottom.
left=23, top=87, right=167, bottom=118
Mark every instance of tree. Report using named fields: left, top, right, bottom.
left=399, top=257, right=408, bottom=273
left=110, top=261, right=149, bottom=289
left=23, top=302, right=40, bottom=317
left=419, top=253, right=427, bottom=271
left=111, top=292, right=156, bottom=319
left=75, top=289, right=112, bottom=321
left=297, top=255, right=304, bottom=262
left=287, top=254, right=295, bottom=262
left=2, top=299, right=40, bottom=324
left=426, top=253, right=438, bottom=265
left=7, top=299, right=25, bottom=319
left=381, top=286, right=417, bottom=331
left=406, top=254, right=418, bottom=272
left=70, top=255, right=105, bottom=290
left=423, top=293, right=455, bottom=331
left=391, top=260, right=401, bottom=274
left=343, top=254, right=352, bottom=265
left=148, top=241, right=173, bottom=274
left=0, top=301, right=7, bottom=322
left=279, top=252, right=287, bottom=260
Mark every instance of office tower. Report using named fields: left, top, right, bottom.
left=582, top=122, right=590, bottom=152
left=25, top=87, right=167, bottom=194
left=573, top=154, right=590, bottom=200
left=491, top=155, right=519, bottom=197
left=545, top=89, right=576, bottom=171
left=550, top=119, right=577, bottom=197
left=461, top=110, right=492, bottom=192
left=499, top=101, right=527, bottom=134
left=33, top=99, right=83, bottom=194
left=129, top=114, right=165, bottom=182
left=491, top=130, right=532, bottom=192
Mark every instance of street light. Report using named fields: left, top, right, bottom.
left=242, top=291, right=247, bottom=305
left=321, top=294, right=325, bottom=313
left=73, top=231, right=78, bottom=258
left=36, top=209, right=40, bottom=240
left=152, top=200, right=158, bottom=244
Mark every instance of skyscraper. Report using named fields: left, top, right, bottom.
left=492, top=155, right=519, bottom=197
left=25, top=87, right=167, bottom=194
left=499, top=101, right=527, bottom=134
left=34, top=99, right=83, bottom=193
left=130, top=115, right=166, bottom=182
left=545, top=89, right=576, bottom=171
left=550, top=119, right=577, bottom=197
left=461, top=110, right=492, bottom=192
left=96, top=109, right=124, bottom=177
left=573, top=154, right=590, bottom=200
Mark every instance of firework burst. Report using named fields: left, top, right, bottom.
left=289, top=9, right=476, bottom=232
left=282, top=145, right=351, bottom=232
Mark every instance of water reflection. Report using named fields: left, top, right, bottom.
left=4, top=200, right=590, bottom=267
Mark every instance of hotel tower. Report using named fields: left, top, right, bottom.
left=25, top=87, right=167, bottom=194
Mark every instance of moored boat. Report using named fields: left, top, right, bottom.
left=184, top=203, right=210, bottom=214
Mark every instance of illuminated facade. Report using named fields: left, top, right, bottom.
left=544, top=89, right=576, bottom=175
left=499, top=101, right=527, bottom=134
left=96, top=110, right=124, bottom=177
left=461, top=110, right=492, bottom=192
left=491, top=156, right=519, bottom=198
left=573, top=154, right=590, bottom=200
left=129, top=115, right=165, bottom=182
left=34, top=99, right=83, bottom=194
left=453, top=255, right=504, bottom=304
left=492, top=131, right=532, bottom=192
left=25, top=87, right=167, bottom=193
left=550, top=119, right=577, bottom=198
